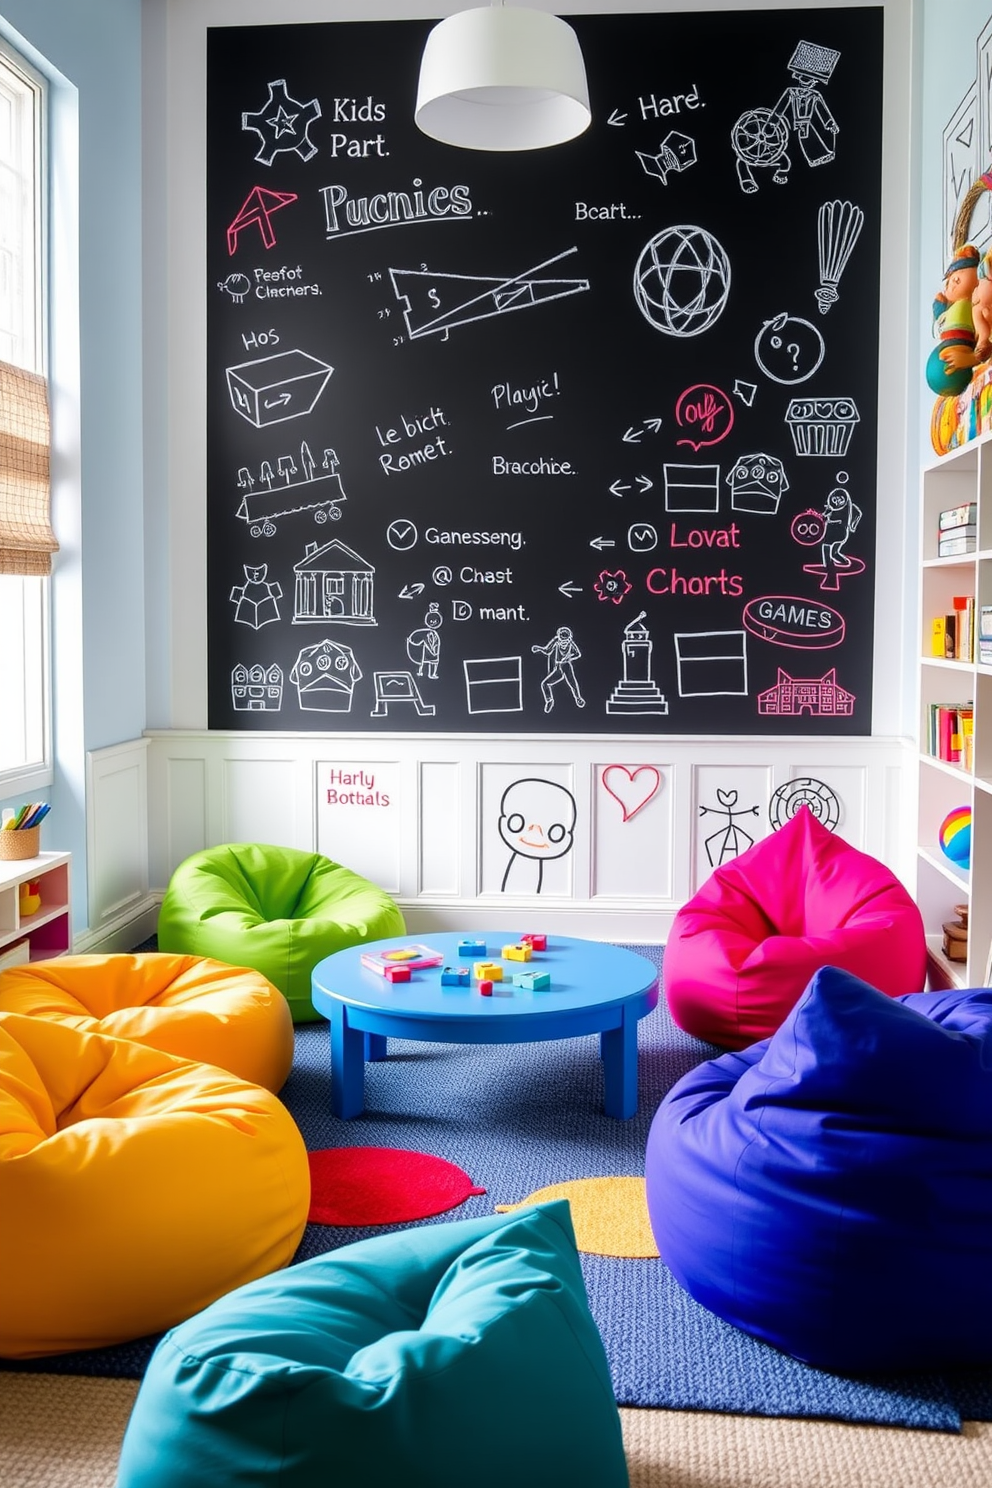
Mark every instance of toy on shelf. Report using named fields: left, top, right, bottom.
left=938, top=806, right=972, bottom=870
left=18, top=880, right=42, bottom=916
left=941, top=903, right=968, bottom=963
left=360, top=945, right=444, bottom=975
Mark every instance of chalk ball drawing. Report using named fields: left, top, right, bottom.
left=498, top=778, right=577, bottom=893
left=227, top=187, right=298, bottom=255
left=290, top=639, right=362, bottom=712
left=230, top=565, right=282, bottom=629
left=732, top=40, right=840, bottom=193
left=463, top=656, right=524, bottom=714
left=816, top=200, right=864, bottom=313
left=594, top=570, right=633, bottom=605
left=675, top=385, right=734, bottom=449
left=294, top=539, right=376, bottom=625
left=636, top=131, right=697, bottom=185
left=218, top=273, right=252, bottom=304
left=753, top=312, right=825, bottom=384
left=532, top=627, right=585, bottom=713
left=785, top=397, right=859, bottom=457
left=757, top=668, right=855, bottom=718
left=371, top=671, right=435, bottom=717
left=633, top=226, right=731, bottom=337
left=227, top=349, right=333, bottom=428
left=237, top=442, right=346, bottom=537
left=242, top=80, right=322, bottom=167
left=601, top=765, right=661, bottom=822
left=699, top=788, right=760, bottom=866
left=726, top=453, right=789, bottom=515
left=606, top=612, right=669, bottom=715
left=390, top=248, right=589, bottom=343
left=769, top=777, right=841, bottom=831
left=232, top=663, right=283, bottom=712
left=406, top=602, right=443, bottom=678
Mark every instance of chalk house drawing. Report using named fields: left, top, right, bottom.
left=241, top=79, right=322, bottom=167
left=390, top=247, right=589, bottom=343
left=532, top=627, right=585, bottom=713
left=633, top=225, right=731, bottom=337
left=293, top=539, right=376, bottom=626
left=232, top=662, right=283, bottom=712
left=236, top=441, right=347, bottom=536
left=289, top=639, right=362, bottom=713
left=731, top=40, right=840, bottom=194
left=498, top=777, right=577, bottom=893
left=816, top=200, right=864, bottom=313
left=636, top=131, right=697, bottom=185
left=606, top=612, right=669, bottom=715
left=226, top=349, right=333, bottom=428
left=769, top=777, right=841, bottom=831
left=699, top=788, right=761, bottom=866
left=753, top=312, right=825, bottom=384
left=757, top=668, right=855, bottom=717
left=230, top=565, right=282, bottom=629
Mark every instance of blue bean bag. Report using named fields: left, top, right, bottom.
left=645, top=967, right=992, bottom=1373
left=116, top=1200, right=629, bottom=1488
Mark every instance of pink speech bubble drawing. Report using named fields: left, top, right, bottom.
left=674, top=384, right=734, bottom=450
left=602, top=765, right=661, bottom=822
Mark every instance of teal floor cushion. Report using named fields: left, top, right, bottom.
left=116, top=1200, right=629, bottom=1488
left=157, top=843, right=404, bottom=1023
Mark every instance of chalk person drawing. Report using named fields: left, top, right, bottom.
left=498, top=778, right=577, bottom=894
left=731, top=40, right=840, bottom=194
left=699, top=788, right=760, bottom=867
left=406, top=602, right=443, bottom=679
left=792, top=473, right=865, bottom=592
left=230, top=565, right=282, bottom=629
left=532, top=626, right=585, bottom=713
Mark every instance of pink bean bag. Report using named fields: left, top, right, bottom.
left=663, top=807, right=927, bottom=1049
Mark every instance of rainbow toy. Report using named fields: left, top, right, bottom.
left=938, top=806, right=972, bottom=869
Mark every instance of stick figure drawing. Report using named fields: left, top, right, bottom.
left=498, top=778, right=577, bottom=894
left=532, top=626, right=585, bottom=713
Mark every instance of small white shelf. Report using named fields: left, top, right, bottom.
left=0, top=851, right=71, bottom=962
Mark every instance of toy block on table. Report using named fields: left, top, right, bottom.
left=473, top=961, right=503, bottom=982
left=383, top=964, right=411, bottom=984
left=440, top=965, right=471, bottom=987
left=478, top=980, right=493, bottom=997
left=520, top=934, right=547, bottom=951
left=503, top=943, right=532, bottom=963
left=457, top=938, right=487, bottom=958
left=512, top=970, right=551, bottom=990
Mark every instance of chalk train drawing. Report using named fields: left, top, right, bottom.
left=290, top=639, right=362, bottom=713
left=633, top=225, right=731, bottom=337
left=227, top=187, right=298, bottom=255
left=230, top=565, right=281, bottom=629
left=753, top=312, right=825, bottom=384
left=218, top=273, right=252, bottom=304
left=532, top=627, right=585, bottom=713
left=769, top=777, right=841, bottom=831
left=757, top=668, right=855, bottom=717
left=498, top=778, right=577, bottom=894
left=699, top=788, right=760, bottom=866
left=293, top=539, right=376, bottom=625
left=606, top=612, right=669, bottom=715
left=601, top=765, right=662, bottom=822
left=227, top=349, right=333, bottom=428
left=232, top=663, right=283, bottom=712
left=594, top=570, right=633, bottom=605
left=637, top=131, right=697, bottom=185
left=406, top=602, right=442, bottom=678
left=390, top=247, right=589, bottom=343
left=731, top=40, right=841, bottom=194
left=726, top=453, right=789, bottom=514
left=664, top=463, right=720, bottom=512
left=816, top=200, right=864, bottom=313
left=795, top=472, right=866, bottom=592
left=785, top=397, right=860, bottom=457
left=674, top=631, right=748, bottom=697
left=463, top=656, right=524, bottom=715
left=236, top=442, right=347, bottom=536
left=242, top=80, right=322, bottom=167
left=370, top=672, right=435, bottom=717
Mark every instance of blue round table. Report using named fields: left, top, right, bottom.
left=311, top=932, right=659, bottom=1120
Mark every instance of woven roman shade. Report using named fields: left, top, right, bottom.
left=0, top=358, right=58, bottom=576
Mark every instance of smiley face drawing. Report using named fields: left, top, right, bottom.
left=498, top=778, right=577, bottom=894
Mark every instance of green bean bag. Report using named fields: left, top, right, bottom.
left=116, top=1200, right=629, bottom=1488
left=157, top=843, right=404, bottom=1023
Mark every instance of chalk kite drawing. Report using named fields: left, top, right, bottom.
left=816, top=200, right=864, bottom=313
left=731, top=40, right=840, bottom=193
left=294, top=539, right=376, bottom=626
left=236, top=442, right=347, bottom=536
left=769, top=777, right=841, bottom=830
left=785, top=397, right=860, bottom=457
left=227, top=187, right=298, bottom=255
left=232, top=663, right=283, bottom=712
left=532, top=627, right=585, bottom=713
left=754, top=312, right=825, bottom=384
left=463, top=656, right=524, bottom=714
left=699, top=788, right=760, bottom=866
left=406, top=602, right=442, bottom=678
left=664, top=463, right=720, bottom=513
left=390, top=248, right=589, bottom=342
left=230, top=565, right=281, bottom=629
left=675, top=631, right=748, bottom=697
left=370, top=671, right=435, bottom=717
left=290, top=639, right=362, bottom=713
left=757, top=668, right=855, bottom=717
left=636, top=131, right=697, bottom=185
left=602, top=765, right=662, bottom=822
left=726, top=453, right=789, bottom=514
left=606, top=612, right=669, bottom=715
left=633, top=225, right=731, bottom=337
left=498, top=778, right=577, bottom=893
left=242, top=80, right=322, bottom=166
left=227, top=349, right=333, bottom=428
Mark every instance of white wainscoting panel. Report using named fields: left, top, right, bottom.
left=418, top=761, right=460, bottom=896
left=84, top=739, right=152, bottom=947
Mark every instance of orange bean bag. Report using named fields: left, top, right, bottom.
left=0, top=1011, right=310, bottom=1358
left=0, top=953, right=293, bottom=1093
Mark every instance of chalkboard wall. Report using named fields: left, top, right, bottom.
left=206, top=7, right=883, bottom=735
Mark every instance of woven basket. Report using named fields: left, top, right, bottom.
left=0, top=826, right=40, bottom=861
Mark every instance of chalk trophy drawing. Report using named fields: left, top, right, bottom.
left=606, top=612, right=669, bottom=715
left=532, top=627, right=585, bottom=713
left=757, top=668, right=855, bottom=718
left=242, top=80, right=322, bottom=166
left=236, top=442, right=347, bottom=537
left=753, top=312, right=825, bottom=384
left=232, top=662, right=283, bottom=712
left=370, top=671, right=435, bottom=717
left=293, top=539, right=376, bottom=625
left=390, top=248, right=589, bottom=343
left=226, top=349, right=333, bottom=428
left=498, top=778, right=577, bottom=894
left=699, top=788, right=760, bottom=866
left=636, top=131, right=697, bottom=185
left=663, top=463, right=720, bottom=512
left=816, top=201, right=864, bottom=313
left=230, top=565, right=282, bottom=629
left=602, top=765, right=661, bottom=823
left=674, top=632, right=748, bottom=698
left=726, top=453, right=789, bottom=514
left=784, top=397, right=860, bottom=457
left=218, top=273, right=252, bottom=304
left=769, top=777, right=841, bottom=831
left=798, top=472, right=866, bottom=592
left=633, top=225, right=731, bottom=337
left=289, top=639, right=362, bottom=713
left=731, top=40, right=840, bottom=194
left=226, top=187, right=298, bottom=255
left=406, top=602, right=442, bottom=678
left=463, top=656, right=524, bottom=715
left=594, top=570, right=633, bottom=605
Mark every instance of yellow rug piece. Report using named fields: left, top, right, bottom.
left=496, top=1176, right=659, bottom=1258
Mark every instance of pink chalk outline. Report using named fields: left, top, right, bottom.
left=675, top=383, right=734, bottom=450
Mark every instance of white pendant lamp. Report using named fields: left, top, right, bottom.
left=415, top=5, right=591, bottom=152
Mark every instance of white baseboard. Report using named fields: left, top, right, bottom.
left=72, top=893, right=162, bottom=954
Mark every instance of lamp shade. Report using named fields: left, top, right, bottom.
left=415, top=6, right=591, bottom=152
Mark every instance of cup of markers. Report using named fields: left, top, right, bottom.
left=0, top=802, right=50, bottom=861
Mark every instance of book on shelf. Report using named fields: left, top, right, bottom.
left=928, top=701, right=974, bottom=765
left=938, top=533, right=977, bottom=557
left=953, top=595, right=975, bottom=662
left=938, top=501, right=978, bottom=530
left=944, top=612, right=957, bottom=657
left=932, top=615, right=947, bottom=657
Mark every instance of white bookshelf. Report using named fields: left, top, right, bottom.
left=0, top=851, right=72, bottom=965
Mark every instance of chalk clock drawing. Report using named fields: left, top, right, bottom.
left=633, top=225, right=731, bottom=337
left=241, top=79, right=322, bottom=167
left=753, top=312, right=825, bottom=384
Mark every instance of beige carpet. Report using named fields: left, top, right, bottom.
left=1, top=1372, right=990, bottom=1488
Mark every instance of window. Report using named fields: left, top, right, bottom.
left=0, top=39, right=49, bottom=791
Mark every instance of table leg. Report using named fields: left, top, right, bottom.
left=329, top=1003, right=366, bottom=1118
left=600, top=1010, right=638, bottom=1119
left=364, top=1032, right=388, bottom=1061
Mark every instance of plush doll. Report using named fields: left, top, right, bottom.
left=972, top=247, right=992, bottom=363
left=926, top=243, right=981, bottom=395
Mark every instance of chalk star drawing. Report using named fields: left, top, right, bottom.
left=390, top=247, right=589, bottom=342
left=242, top=80, right=321, bottom=166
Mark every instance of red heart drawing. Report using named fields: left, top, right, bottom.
left=602, top=765, right=661, bottom=822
